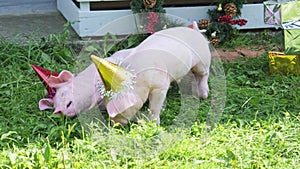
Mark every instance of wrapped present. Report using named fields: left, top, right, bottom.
left=284, top=29, right=300, bottom=52
left=281, top=0, right=300, bottom=29
left=268, top=51, right=300, bottom=75
left=264, top=1, right=281, bottom=25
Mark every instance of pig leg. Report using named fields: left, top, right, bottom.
left=148, top=88, right=169, bottom=124
left=110, top=87, right=150, bottom=126
left=111, top=106, right=138, bottom=126
left=198, top=74, right=209, bottom=99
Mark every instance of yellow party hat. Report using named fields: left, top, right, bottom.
left=91, top=55, right=134, bottom=93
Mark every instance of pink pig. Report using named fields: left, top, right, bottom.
left=99, top=22, right=211, bottom=125
left=36, top=22, right=211, bottom=124
left=38, top=49, right=133, bottom=117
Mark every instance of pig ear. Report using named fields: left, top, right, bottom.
left=188, top=21, right=206, bottom=33
left=106, top=92, right=138, bottom=118
left=39, top=98, right=54, bottom=110
left=192, top=21, right=199, bottom=31
left=48, top=70, right=74, bottom=88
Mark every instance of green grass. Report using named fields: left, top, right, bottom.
left=0, top=29, right=300, bottom=168
left=219, top=29, right=284, bottom=49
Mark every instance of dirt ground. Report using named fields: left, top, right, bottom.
left=217, top=44, right=283, bottom=62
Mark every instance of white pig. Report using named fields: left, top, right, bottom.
left=97, top=23, right=211, bottom=125
left=37, top=22, right=211, bottom=124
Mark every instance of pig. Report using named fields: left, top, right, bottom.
left=38, top=49, right=133, bottom=117
left=94, top=22, right=211, bottom=125
left=36, top=22, right=211, bottom=125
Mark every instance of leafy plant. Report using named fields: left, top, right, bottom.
left=219, top=29, right=284, bottom=49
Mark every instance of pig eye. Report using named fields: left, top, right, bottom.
left=66, top=101, right=72, bottom=108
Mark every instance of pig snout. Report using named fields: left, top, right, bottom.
left=53, top=109, right=77, bottom=118
left=53, top=100, right=76, bottom=117
left=53, top=109, right=63, bottom=114
left=200, top=87, right=209, bottom=99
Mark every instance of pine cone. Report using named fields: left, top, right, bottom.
left=224, top=3, right=237, bottom=17
left=143, top=0, right=156, bottom=9
left=198, top=19, right=210, bottom=29
left=211, top=38, right=220, bottom=46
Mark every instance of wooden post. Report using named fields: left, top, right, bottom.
left=79, top=2, right=90, bottom=11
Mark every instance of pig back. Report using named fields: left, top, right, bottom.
left=135, top=27, right=210, bottom=71
left=121, top=27, right=211, bottom=78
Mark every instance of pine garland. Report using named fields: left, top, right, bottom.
left=130, top=0, right=165, bottom=13
left=130, top=0, right=247, bottom=42
left=201, top=0, right=248, bottom=46
left=208, top=0, right=246, bottom=21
